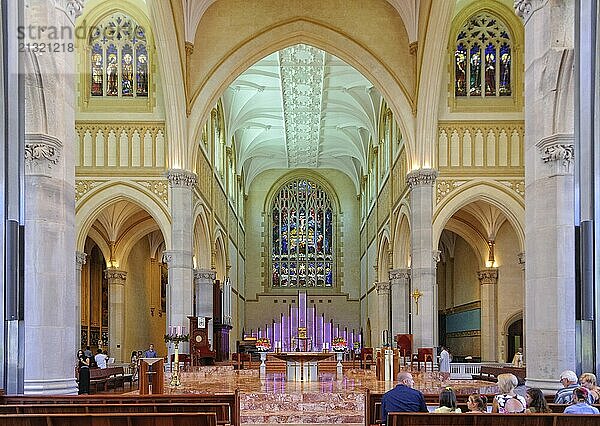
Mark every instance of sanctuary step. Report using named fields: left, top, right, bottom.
left=239, top=391, right=363, bottom=425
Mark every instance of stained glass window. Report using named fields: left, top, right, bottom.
left=272, top=179, right=334, bottom=288
left=89, top=13, right=149, bottom=98
left=454, top=13, right=512, bottom=98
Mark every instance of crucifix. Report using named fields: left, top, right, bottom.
left=411, top=289, right=423, bottom=315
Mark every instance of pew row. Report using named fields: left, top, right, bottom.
left=0, top=392, right=239, bottom=426
left=386, top=412, right=599, bottom=426
left=0, top=403, right=232, bottom=425
left=365, top=390, right=600, bottom=425
left=0, top=412, right=218, bottom=426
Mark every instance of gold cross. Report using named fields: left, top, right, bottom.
left=411, top=289, right=423, bottom=315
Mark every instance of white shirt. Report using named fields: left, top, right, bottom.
left=439, top=349, right=450, bottom=373
left=95, top=353, right=108, bottom=369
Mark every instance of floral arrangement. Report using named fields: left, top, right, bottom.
left=256, top=337, right=271, bottom=352
left=164, top=333, right=189, bottom=344
left=332, top=337, right=347, bottom=352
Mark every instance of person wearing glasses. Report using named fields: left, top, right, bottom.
left=380, top=371, right=428, bottom=425
left=554, top=370, right=581, bottom=404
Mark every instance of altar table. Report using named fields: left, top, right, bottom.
left=269, top=352, right=334, bottom=381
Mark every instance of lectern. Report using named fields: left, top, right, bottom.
left=139, top=357, right=164, bottom=395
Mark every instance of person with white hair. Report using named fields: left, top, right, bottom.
left=554, top=370, right=581, bottom=404
left=380, top=371, right=428, bottom=425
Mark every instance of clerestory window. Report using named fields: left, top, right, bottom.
left=454, top=13, right=512, bottom=98
left=90, top=12, right=148, bottom=98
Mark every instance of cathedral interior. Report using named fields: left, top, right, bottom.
left=1, top=0, right=599, bottom=398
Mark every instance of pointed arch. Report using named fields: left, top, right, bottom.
left=186, top=18, right=416, bottom=171
left=392, top=202, right=411, bottom=269
left=76, top=182, right=171, bottom=253
left=193, top=203, right=212, bottom=269
left=433, top=182, right=524, bottom=253
left=377, top=228, right=391, bottom=282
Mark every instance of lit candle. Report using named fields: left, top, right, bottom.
left=177, top=325, right=181, bottom=335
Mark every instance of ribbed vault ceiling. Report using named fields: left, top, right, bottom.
left=223, top=44, right=383, bottom=191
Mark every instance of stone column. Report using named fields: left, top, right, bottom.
left=389, top=268, right=410, bottom=337
left=515, top=0, right=575, bottom=391
left=194, top=268, right=216, bottom=345
left=104, top=268, right=126, bottom=362
left=165, top=169, right=197, bottom=353
left=75, top=252, right=87, bottom=350
left=517, top=252, right=526, bottom=364
left=376, top=281, right=391, bottom=346
left=407, top=169, right=438, bottom=349
left=23, top=0, right=83, bottom=395
left=478, top=268, right=498, bottom=362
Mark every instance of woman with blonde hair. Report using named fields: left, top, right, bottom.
left=579, top=373, right=600, bottom=403
left=491, top=373, right=526, bottom=413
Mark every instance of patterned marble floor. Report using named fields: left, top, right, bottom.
left=138, top=366, right=499, bottom=425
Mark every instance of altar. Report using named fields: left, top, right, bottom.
left=269, top=352, right=334, bottom=381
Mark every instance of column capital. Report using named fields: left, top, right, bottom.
left=514, top=0, right=548, bottom=24
left=406, top=168, right=438, bottom=190
left=194, top=268, right=216, bottom=281
left=389, top=268, right=410, bottom=281
left=25, top=133, right=62, bottom=176
left=477, top=268, right=498, bottom=285
left=376, top=281, right=391, bottom=295
left=54, top=0, right=84, bottom=25
left=166, top=169, right=197, bottom=188
left=75, top=251, right=87, bottom=267
left=104, top=268, right=127, bottom=283
left=536, top=133, right=574, bottom=175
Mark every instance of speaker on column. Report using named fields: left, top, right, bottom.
left=5, top=219, right=24, bottom=321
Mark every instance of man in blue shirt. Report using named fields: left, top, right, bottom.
left=563, top=387, right=600, bottom=414
left=144, top=343, right=158, bottom=358
left=381, top=371, right=428, bottom=424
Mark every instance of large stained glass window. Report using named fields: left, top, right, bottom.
left=271, top=179, right=334, bottom=288
left=90, top=13, right=148, bottom=98
left=454, top=13, right=511, bottom=97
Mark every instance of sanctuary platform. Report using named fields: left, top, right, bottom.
left=134, top=365, right=499, bottom=425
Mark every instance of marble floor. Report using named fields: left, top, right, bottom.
left=145, top=365, right=499, bottom=425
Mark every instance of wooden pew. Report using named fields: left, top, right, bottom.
left=0, top=391, right=240, bottom=426
left=386, top=412, right=599, bottom=426
left=0, top=412, right=218, bottom=426
left=471, top=365, right=526, bottom=385
left=88, top=366, right=128, bottom=393
left=0, top=403, right=232, bottom=424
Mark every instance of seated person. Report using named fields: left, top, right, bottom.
left=380, top=371, right=428, bottom=425
left=466, top=393, right=487, bottom=413
left=491, top=373, right=526, bottom=413
left=563, top=387, right=600, bottom=414
left=525, top=388, right=551, bottom=413
left=555, top=370, right=582, bottom=404
left=433, top=387, right=461, bottom=413
left=580, top=373, right=600, bottom=403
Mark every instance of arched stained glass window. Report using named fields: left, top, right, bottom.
left=90, top=13, right=148, bottom=97
left=455, top=13, right=511, bottom=97
left=272, top=179, right=334, bottom=288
